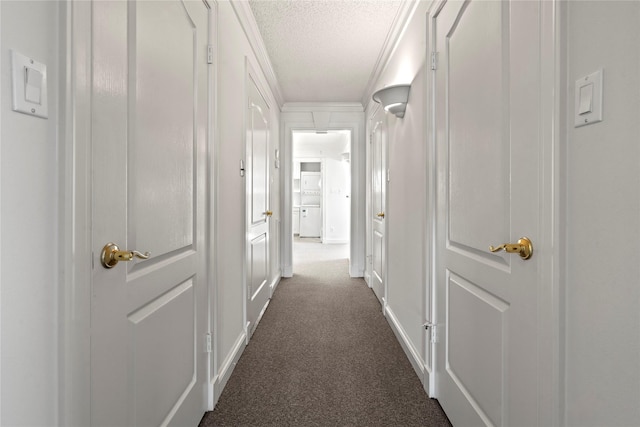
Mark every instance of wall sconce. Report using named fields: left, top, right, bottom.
left=372, top=84, right=411, bottom=118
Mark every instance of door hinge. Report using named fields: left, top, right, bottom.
left=205, top=333, right=212, bottom=353
left=431, top=51, right=438, bottom=70
left=240, top=159, right=245, bottom=177
left=207, top=45, right=214, bottom=64
left=424, top=321, right=438, bottom=343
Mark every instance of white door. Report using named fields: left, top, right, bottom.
left=433, top=1, right=545, bottom=425
left=370, top=107, right=387, bottom=306
left=245, top=68, right=271, bottom=337
left=91, top=1, right=209, bottom=426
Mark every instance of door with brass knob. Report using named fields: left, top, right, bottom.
left=90, top=1, right=209, bottom=425
left=433, top=0, right=549, bottom=424
left=246, top=65, right=271, bottom=339
left=370, top=106, right=387, bottom=306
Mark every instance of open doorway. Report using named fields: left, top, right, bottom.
left=292, top=130, right=351, bottom=271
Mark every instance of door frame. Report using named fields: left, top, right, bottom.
left=59, top=1, right=215, bottom=423
left=427, top=0, right=563, bottom=424
left=281, top=106, right=365, bottom=278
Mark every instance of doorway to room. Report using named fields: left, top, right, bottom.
left=291, top=130, right=351, bottom=273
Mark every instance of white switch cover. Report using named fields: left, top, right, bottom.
left=11, top=50, right=48, bottom=119
left=574, top=69, right=603, bottom=128
left=578, top=83, right=593, bottom=115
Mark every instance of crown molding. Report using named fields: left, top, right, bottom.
left=282, top=102, right=364, bottom=113
left=361, top=0, right=421, bottom=106
left=231, top=0, right=285, bottom=109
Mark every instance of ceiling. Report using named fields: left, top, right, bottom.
left=248, top=0, right=405, bottom=105
left=293, top=131, right=351, bottom=158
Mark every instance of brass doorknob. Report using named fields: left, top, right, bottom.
left=376, top=212, right=385, bottom=218
left=101, top=242, right=150, bottom=269
left=489, top=237, right=533, bottom=260
left=263, top=210, right=273, bottom=217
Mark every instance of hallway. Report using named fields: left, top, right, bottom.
left=201, top=241, right=451, bottom=426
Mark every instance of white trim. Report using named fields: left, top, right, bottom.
left=385, top=306, right=425, bottom=381
left=423, top=0, right=437, bottom=398
left=59, top=1, right=92, bottom=425
left=282, top=102, right=364, bottom=113
left=322, top=239, right=350, bottom=245
left=269, top=273, right=281, bottom=297
left=361, top=0, right=423, bottom=106
left=230, top=1, right=284, bottom=108
left=0, top=1, right=3, bottom=421
left=251, top=300, right=270, bottom=338
left=212, top=330, right=247, bottom=405
left=207, top=0, right=219, bottom=411
left=281, top=111, right=366, bottom=279
left=538, top=0, right=564, bottom=425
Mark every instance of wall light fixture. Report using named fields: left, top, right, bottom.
left=372, top=84, right=411, bottom=118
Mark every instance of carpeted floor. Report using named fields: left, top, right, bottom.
left=199, top=242, right=451, bottom=426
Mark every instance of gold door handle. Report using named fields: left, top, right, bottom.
left=376, top=212, right=385, bottom=218
left=489, top=237, right=533, bottom=260
left=101, top=242, right=150, bottom=269
left=263, top=210, right=273, bottom=217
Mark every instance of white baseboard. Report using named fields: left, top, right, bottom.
left=213, top=330, right=247, bottom=405
left=283, top=265, right=293, bottom=277
left=269, top=272, right=281, bottom=296
left=322, top=238, right=349, bottom=244
left=349, top=267, right=364, bottom=278
left=385, top=306, right=425, bottom=382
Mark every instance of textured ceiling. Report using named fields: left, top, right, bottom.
left=248, top=0, right=403, bottom=103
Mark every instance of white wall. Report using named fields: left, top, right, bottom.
left=365, top=1, right=430, bottom=380
left=214, top=0, right=281, bottom=401
left=0, top=1, right=60, bottom=424
left=564, top=2, right=640, bottom=425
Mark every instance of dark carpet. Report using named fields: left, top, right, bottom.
left=199, top=256, right=452, bottom=426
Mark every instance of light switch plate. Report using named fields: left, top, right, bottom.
left=574, top=69, right=603, bottom=128
left=11, top=50, right=48, bottom=119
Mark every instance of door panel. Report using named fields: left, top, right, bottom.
left=131, top=0, right=195, bottom=255
left=250, top=235, right=268, bottom=300
left=447, top=273, right=507, bottom=426
left=129, top=279, right=194, bottom=427
left=246, top=69, right=271, bottom=336
left=434, top=1, right=541, bottom=425
left=370, top=108, right=386, bottom=305
left=91, top=1, right=208, bottom=425
left=448, top=0, right=508, bottom=254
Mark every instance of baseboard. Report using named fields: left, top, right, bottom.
left=385, top=306, right=425, bottom=382
left=283, top=265, right=293, bottom=277
left=251, top=300, right=270, bottom=338
left=269, top=271, right=281, bottom=296
left=322, top=238, right=349, bottom=244
left=213, top=330, right=247, bottom=405
left=349, top=267, right=364, bottom=278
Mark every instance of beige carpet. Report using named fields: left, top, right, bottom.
left=199, top=242, right=451, bottom=426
